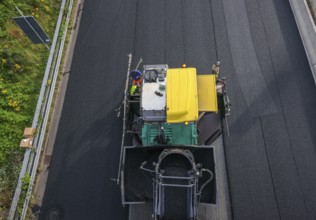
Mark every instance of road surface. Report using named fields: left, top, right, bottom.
left=40, top=0, right=316, bottom=219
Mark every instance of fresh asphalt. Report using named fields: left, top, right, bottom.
left=40, top=0, right=316, bottom=219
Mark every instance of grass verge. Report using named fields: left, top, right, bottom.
left=307, top=0, right=316, bottom=26
left=0, top=1, right=61, bottom=218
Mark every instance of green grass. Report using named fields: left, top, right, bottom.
left=0, top=0, right=61, bottom=218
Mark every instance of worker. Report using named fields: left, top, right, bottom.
left=130, top=70, right=142, bottom=86
left=212, top=61, right=220, bottom=79
left=130, top=70, right=142, bottom=95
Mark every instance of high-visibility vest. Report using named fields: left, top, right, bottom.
left=130, top=85, right=137, bottom=95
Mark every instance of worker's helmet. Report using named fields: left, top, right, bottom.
left=216, top=61, right=221, bottom=66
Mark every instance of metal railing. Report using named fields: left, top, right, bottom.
left=8, top=0, right=75, bottom=219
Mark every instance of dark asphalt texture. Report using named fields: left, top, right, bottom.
left=40, top=0, right=316, bottom=219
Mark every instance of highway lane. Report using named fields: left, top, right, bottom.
left=222, top=0, right=316, bottom=219
left=40, top=0, right=316, bottom=219
left=40, top=0, right=136, bottom=219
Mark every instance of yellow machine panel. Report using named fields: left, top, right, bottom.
left=166, top=68, right=199, bottom=123
left=197, top=75, right=218, bottom=112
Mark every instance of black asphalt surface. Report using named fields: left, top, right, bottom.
left=40, top=0, right=316, bottom=219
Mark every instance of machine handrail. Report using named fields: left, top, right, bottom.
left=159, top=183, right=195, bottom=188
left=159, top=175, right=194, bottom=180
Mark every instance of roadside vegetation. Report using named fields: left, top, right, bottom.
left=0, top=0, right=61, bottom=218
left=307, top=0, right=316, bottom=25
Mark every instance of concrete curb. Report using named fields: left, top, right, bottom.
left=289, top=0, right=316, bottom=84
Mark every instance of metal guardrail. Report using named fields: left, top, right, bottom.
left=289, top=0, right=316, bottom=84
left=8, top=0, right=75, bottom=219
